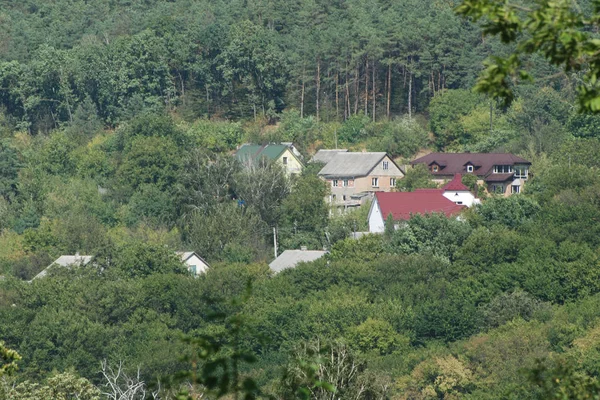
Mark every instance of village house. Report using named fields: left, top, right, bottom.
left=269, top=248, right=328, bottom=273
left=235, top=143, right=303, bottom=174
left=411, top=153, right=531, bottom=196
left=442, top=174, right=481, bottom=207
left=32, top=252, right=209, bottom=280
left=176, top=251, right=210, bottom=276
left=368, top=190, right=466, bottom=233
left=316, top=151, right=405, bottom=210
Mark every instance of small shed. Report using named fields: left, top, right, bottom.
left=269, top=249, right=327, bottom=273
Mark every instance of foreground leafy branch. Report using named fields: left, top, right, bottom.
left=456, top=0, right=600, bottom=111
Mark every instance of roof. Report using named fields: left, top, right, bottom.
left=373, top=190, right=465, bottom=221
left=312, top=149, right=348, bottom=164
left=443, top=174, right=470, bottom=191
left=269, top=250, right=327, bottom=273
left=235, top=144, right=292, bottom=163
left=176, top=251, right=209, bottom=265
left=484, top=173, right=515, bottom=183
left=411, top=153, right=531, bottom=177
left=33, top=255, right=93, bottom=280
left=318, top=152, right=389, bottom=178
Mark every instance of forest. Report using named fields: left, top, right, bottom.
left=3, top=0, right=600, bottom=398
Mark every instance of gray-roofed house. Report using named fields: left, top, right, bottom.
left=235, top=143, right=303, bottom=175
left=176, top=251, right=210, bottom=276
left=269, top=249, right=328, bottom=273
left=317, top=152, right=404, bottom=210
left=32, top=254, right=93, bottom=280
left=411, top=153, right=531, bottom=196
left=312, top=149, right=348, bottom=164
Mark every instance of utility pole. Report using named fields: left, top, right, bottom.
left=273, top=227, right=278, bottom=258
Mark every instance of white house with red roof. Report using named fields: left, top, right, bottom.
left=441, top=174, right=481, bottom=207
left=368, top=190, right=467, bottom=233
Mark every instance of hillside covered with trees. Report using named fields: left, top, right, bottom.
left=3, top=0, right=600, bottom=398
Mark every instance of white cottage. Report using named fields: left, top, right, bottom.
left=177, top=252, right=210, bottom=276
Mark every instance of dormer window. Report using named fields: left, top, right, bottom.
left=493, top=165, right=513, bottom=173
left=432, top=165, right=439, bottom=172
left=466, top=165, right=474, bottom=173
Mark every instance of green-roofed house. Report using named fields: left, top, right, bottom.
left=235, top=143, right=303, bottom=174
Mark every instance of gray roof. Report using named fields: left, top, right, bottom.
left=318, top=152, right=387, bottom=178
left=269, top=250, right=327, bottom=273
left=312, top=149, right=348, bottom=164
left=33, top=255, right=93, bottom=280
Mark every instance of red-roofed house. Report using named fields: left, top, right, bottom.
left=368, top=190, right=466, bottom=233
left=441, top=174, right=480, bottom=207
left=410, top=153, right=531, bottom=196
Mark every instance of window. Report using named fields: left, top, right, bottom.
left=332, top=179, right=338, bottom=187
left=514, top=166, right=528, bottom=179
left=190, top=265, right=197, bottom=276
left=343, top=179, right=349, bottom=187
left=432, top=165, right=439, bottom=172
left=466, top=165, right=474, bottom=173
left=493, top=165, right=513, bottom=173
left=342, top=195, right=347, bottom=201
left=372, top=177, right=379, bottom=187
left=511, top=185, right=520, bottom=194
left=332, top=194, right=337, bottom=202
left=383, top=161, right=389, bottom=170
left=282, top=157, right=288, bottom=165
left=390, top=178, right=396, bottom=186
left=492, top=184, right=504, bottom=194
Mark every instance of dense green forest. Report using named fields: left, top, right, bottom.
left=3, top=0, right=600, bottom=398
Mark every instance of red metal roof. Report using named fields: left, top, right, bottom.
left=374, top=190, right=466, bottom=221
left=443, top=174, right=470, bottom=191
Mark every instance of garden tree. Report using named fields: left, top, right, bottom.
left=471, top=195, right=541, bottom=230
left=387, top=213, right=473, bottom=261
left=0, top=140, right=20, bottom=201
left=366, top=116, right=429, bottom=158
left=233, top=159, right=290, bottom=227
left=113, top=242, right=187, bottom=278
left=396, top=164, right=439, bottom=192
left=456, top=0, right=600, bottom=112
left=117, top=136, right=182, bottom=194
left=347, top=318, right=410, bottom=355
left=179, top=150, right=240, bottom=215
left=429, top=89, right=482, bottom=149
left=185, top=202, right=268, bottom=263
left=280, top=173, right=329, bottom=234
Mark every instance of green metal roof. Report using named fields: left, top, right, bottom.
left=235, top=144, right=288, bottom=162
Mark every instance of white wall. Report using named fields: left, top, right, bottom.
left=442, top=190, right=479, bottom=207
left=368, top=200, right=385, bottom=233
left=184, top=255, right=210, bottom=276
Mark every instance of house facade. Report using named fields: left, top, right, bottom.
left=235, top=143, right=303, bottom=174
left=317, top=152, right=404, bottom=210
left=411, top=153, right=531, bottom=196
left=177, top=251, right=210, bottom=276
left=368, top=190, right=466, bottom=233
left=442, top=174, right=480, bottom=207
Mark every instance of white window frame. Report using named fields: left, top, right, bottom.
left=466, top=165, right=474, bottom=173
left=332, top=179, right=338, bottom=187
left=343, top=179, right=349, bottom=187
left=511, top=185, right=520, bottom=194
left=493, top=165, right=513, bottom=174
left=432, top=165, right=439, bottom=172
left=282, top=156, right=288, bottom=165
left=492, top=184, right=504, bottom=193
left=390, top=178, right=396, bottom=186
left=383, top=161, right=389, bottom=170
left=372, top=177, right=379, bottom=187
left=514, top=166, right=528, bottom=179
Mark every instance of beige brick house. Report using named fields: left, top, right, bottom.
left=316, top=151, right=405, bottom=210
